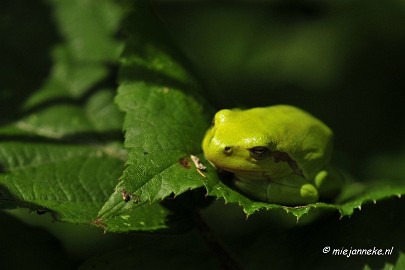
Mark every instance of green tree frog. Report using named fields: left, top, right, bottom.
left=202, top=105, right=343, bottom=205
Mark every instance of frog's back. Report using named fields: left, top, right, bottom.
left=255, top=105, right=333, bottom=177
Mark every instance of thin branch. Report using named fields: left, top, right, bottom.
left=194, top=211, right=243, bottom=270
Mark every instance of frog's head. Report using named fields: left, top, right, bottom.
left=202, top=109, right=293, bottom=178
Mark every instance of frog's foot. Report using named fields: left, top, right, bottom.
left=234, top=175, right=318, bottom=206
left=300, top=184, right=319, bottom=203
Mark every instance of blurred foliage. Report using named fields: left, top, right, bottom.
left=1, top=0, right=405, bottom=269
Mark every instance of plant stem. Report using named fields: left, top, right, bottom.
left=194, top=211, right=243, bottom=270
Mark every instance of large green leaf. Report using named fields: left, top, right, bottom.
left=0, top=0, right=175, bottom=232
left=97, top=3, right=215, bottom=222
left=203, top=174, right=405, bottom=219
left=0, top=89, right=125, bottom=222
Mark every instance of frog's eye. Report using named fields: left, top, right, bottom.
left=224, top=146, right=233, bottom=155
left=249, top=146, right=271, bottom=160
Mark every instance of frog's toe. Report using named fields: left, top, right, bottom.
left=300, top=184, right=319, bottom=203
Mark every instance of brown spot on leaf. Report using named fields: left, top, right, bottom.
left=179, top=157, right=191, bottom=168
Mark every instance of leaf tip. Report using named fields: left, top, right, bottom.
left=90, top=217, right=108, bottom=233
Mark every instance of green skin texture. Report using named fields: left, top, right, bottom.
left=202, top=105, right=343, bottom=205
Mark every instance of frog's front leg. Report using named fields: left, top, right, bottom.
left=233, top=174, right=319, bottom=205
left=314, top=166, right=344, bottom=200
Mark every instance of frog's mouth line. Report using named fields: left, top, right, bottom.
left=211, top=151, right=304, bottom=178
left=210, top=163, right=269, bottom=174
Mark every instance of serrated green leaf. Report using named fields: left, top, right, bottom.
left=203, top=168, right=405, bottom=220
left=220, top=197, right=405, bottom=270
left=101, top=202, right=171, bottom=232
left=0, top=0, right=176, bottom=231
left=97, top=3, right=214, bottom=222
left=0, top=91, right=125, bottom=223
